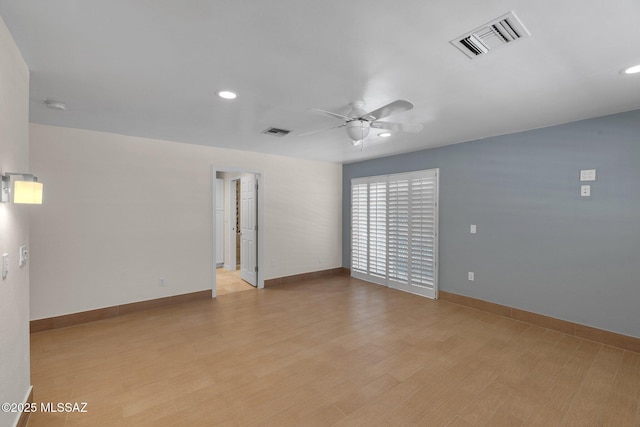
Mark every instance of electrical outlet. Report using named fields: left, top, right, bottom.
left=468, top=272, right=475, bottom=281
left=470, top=224, right=477, bottom=234
left=159, top=277, right=166, bottom=287
left=581, top=185, right=591, bottom=197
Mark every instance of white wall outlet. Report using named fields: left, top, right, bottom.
left=581, top=185, right=591, bottom=197
left=580, top=169, right=596, bottom=182
left=159, top=277, right=166, bottom=287
left=2, top=254, right=8, bottom=280
left=470, top=224, right=477, bottom=234
left=19, top=245, right=28, bottom=267
left=468, top=272, right=475, bottom=281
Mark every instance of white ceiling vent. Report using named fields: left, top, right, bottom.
left=451, top=11, right=530, bottom=59
left=261, top=127, right=291, bottom=137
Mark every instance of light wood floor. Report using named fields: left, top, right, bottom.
left=216, top=267, right=255, bottom=295
left=28, top=276, right=640, bottom=426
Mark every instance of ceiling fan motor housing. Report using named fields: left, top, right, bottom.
left=347, top=101, right=367, bottom=118
left=346, top=120, right=370, bottom=141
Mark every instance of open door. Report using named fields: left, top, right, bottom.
left=240, top=174, right=257, bottom=286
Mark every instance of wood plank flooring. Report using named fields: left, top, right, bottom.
left=28, top=276, right=640, bottom=426
left=216, top=268, right=255, bottom=295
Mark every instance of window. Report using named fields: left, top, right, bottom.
left=351, top=169, right=439, bottom=298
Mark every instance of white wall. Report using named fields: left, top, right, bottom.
left=29, top=124, right=342, bottom=319
left=0, top=16, right=32, bottom=427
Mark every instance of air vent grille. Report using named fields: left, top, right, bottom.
left=261, top=127, right=291, bottom=137
left=451, top=11, right=530, bottom=59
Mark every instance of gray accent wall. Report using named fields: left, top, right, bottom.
left=343, top=109, right=640, bottom=338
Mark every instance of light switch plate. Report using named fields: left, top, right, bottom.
left=19, top=245, right=28, bottom=267
left=580, top=169, right=596, bottom=182
left=2, top=254, right=8, bottom=280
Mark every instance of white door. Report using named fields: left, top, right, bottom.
left=240, top=175, right=257, bottom=286
left=215, top=179, right=224, bottom=265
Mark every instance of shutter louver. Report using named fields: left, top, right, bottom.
left=351, top=183, right=368, bottom=274
left=388, top=179, right=409, bottom=283
left=408, top=174, right=436, bottom=291
left=369, top=182, right=387, bottom=279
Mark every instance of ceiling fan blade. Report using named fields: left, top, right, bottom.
left=364, top=100, right=414, bottom=121
left=371, top=121, right=401, bottom=132
left=297, top=123, right=346, bottom=137
left=311, top=108, right=352, bottom=121
left=371, top=121, right=424, bottom=133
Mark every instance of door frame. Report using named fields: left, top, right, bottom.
left=211, top=166, right=264, bottom=298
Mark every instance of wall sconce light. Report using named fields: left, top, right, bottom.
left=1, top=173, right=44, bottom=204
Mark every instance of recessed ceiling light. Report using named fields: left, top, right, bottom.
left=379, top=132, right=392, bottom=137
left=217, top=90, right=238, bottom=100
left=44, top=99, right=66, bottom=110
left=623, top=64, right=640, bottom=75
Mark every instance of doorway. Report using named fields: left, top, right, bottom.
left=216, top=268, right=254, bottom=295
left=212, top=167, right=264, bottom=298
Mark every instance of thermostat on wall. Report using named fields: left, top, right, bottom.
left=580, top=169, right=596, bottom=182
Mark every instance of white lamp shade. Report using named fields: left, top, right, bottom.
left=13, top=180, right=43, bottom=204
left=346, top=120, right=370, bottom=141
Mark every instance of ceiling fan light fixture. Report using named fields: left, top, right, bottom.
left=346, top=120, right=370, bottom=141
left=217, top=90, right=238, bottom=100
left=304, top=99, right=415, bottom=147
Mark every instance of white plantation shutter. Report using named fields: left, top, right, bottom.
left=352, top=169, right=438, bottom=299
left=388, top=178, right=409, bottom=283
left=351, top=177, right=387, bottom=285
left=369, top=182, right=387, bottom=279
left=408, top=172, right=437, bottom=294
left=351, top=182, right=368, bottom=275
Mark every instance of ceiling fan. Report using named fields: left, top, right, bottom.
left=300, top=99, right=419, bottom=145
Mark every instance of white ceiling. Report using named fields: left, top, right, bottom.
left=1, top=0, right=639, bottom=164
